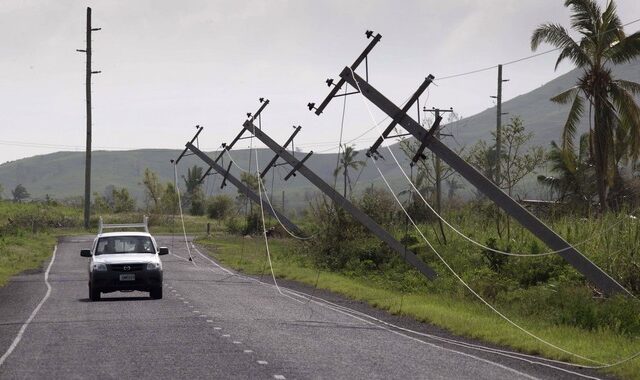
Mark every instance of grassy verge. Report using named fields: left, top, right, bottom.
left=196, top=233, right=640, bottom=379
left=0, top=232, right=57, bottom=287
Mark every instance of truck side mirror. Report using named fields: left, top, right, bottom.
left=158, top=247, right=169, bottom=255
left=80, top=249, right=92, bottom=257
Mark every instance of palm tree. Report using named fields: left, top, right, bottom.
left=531, top=0, right=640, bottom=211
left=333, top=145, right=366, bottom=198
left=537, top=134, right=597, bottom=207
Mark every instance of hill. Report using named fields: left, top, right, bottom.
left=1, top=59, right=638, bottom=209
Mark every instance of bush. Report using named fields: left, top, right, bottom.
left=207, top=195, right=234, bottom=220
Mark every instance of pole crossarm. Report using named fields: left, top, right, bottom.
left=260, top=126, right=301, bottom=179
left=241, top=119, right=438, bottom=281
left=337, top=68, right=628, bottom=296
left=212, top=99, right=271, bottom=165
left=184, top=142, right=304, bottom=235
left=411, top=114, right=443, bottom=165
left=175, top=125, right=202, bottom=164
left=220, top=161, right=233, bottom=189
left=368, top=75, right=434, bottom=158
left=310, top=31, right=382, bottom=115
left=284, top=151, right=313, bottom=180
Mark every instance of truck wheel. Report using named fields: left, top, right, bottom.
left=89, top=284, right=101, bottom=301
left=150, top=287, right=163, bottom=299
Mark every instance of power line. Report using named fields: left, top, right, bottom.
left=436, top=16, right=640, bottom=82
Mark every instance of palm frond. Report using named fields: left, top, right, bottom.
left=613, top=79, right=640, bottom=95
left=561, top=93, right=584, bottom=153
left=531, top=23, right=590, bottom=68
left=565, top=0, right=601, bottom=35
left=610, top=82, right=640, bottom=161
left=607, top=31, right=640, bottom=64
left=551, top=86, right=580, bottom=104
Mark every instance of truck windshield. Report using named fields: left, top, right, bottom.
left=95, top=236, right=155, bottom=255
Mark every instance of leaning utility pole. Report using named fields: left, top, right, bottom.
left=310, top=30, right=629, bottom=296
left=76, top=7, right=101, bottom=229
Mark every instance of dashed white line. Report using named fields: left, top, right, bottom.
left=206, top=320, right=213, bottom=323
left=273, top=375, right=286, bottom=380
left=193, top=310, right=200, bottom=313
left=222, top=334, right=231, bottom=338
left=257, top=360, right=268, bottom=365
left=0, top=246, right=57, bottom=367
left=214, top=327, right=222, bottom=330
left=244, top=350, right=253, bottom=354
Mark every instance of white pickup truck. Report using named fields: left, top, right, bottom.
left=80, top=217, right=169, bottom=301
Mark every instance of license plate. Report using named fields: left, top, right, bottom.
left=119, top=274, right=135, bottom=281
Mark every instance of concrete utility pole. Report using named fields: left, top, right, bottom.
left=77, top=7, right=100, bottom=229
left=311, top=30, right=630, bottom=295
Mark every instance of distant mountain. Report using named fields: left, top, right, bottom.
left=0, top=59, right=638, bottom=208
left=451, top=58, right=640, bottom=148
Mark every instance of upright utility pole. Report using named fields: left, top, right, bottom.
left=423, top=107, right=453, bottom=244
left=491, top=64, right=508, bottom=185
left=77, top=7, right=100, bottom=229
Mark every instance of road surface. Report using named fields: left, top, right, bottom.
left=0, top=235, right=610, bottom=379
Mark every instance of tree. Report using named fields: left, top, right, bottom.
left=469, top=117, right=545, bottom=238
left=160, top=182, right=178, bottom=215
left=181, top=165, right=204, bottom=209
left=112, top=188, right=135, bottom=213
left=537, top=134, right=597, bottom=208
left=93, top=186, right=135, bottom=213
left=333, top=145, right=366, bottom=198
left=12, top=184, right=29, bottom=202
left=207, top=195, right=234, bottom=220
left=499, top=117, right=546, bottom=197
left=141, top=168, right=162, bottom=212
left=236, top=172, right=258, bottom=210
left=531, top=0, right=640, bottom=211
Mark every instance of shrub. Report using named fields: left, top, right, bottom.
left=207, top=195, right=234, bottom=220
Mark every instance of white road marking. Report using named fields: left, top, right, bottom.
left=274, top=375, right=286, bottom=379
left=0, top=246, right=57, bottom=367
left=222, top=334, right=231, bottom=338
left=257, top=360, right=268, bottom=365
left=214, top=327, right=222, bottom=330
left=233, top=341, right=241, bottom=344
left=243, top=350, right=253, bottom=354
left=206, top=320, right=213, bottom=323
left=183, top=301, right=189, bottom=304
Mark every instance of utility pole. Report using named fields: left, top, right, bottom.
left=310, top=30, right=630, bottom=295
left=423, top=107, right=453, bottom=244
left=490, top=64, right=509, bottom=185
left=76, top=7, right=101, bottom=229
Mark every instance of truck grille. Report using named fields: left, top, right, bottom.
left=108, top=263, right=145, bottom=272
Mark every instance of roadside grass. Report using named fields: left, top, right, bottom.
left=196, top=232, right=640, bottom=379
left=0, top=233, right=57, bottom=287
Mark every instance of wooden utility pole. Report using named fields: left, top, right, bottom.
left=424, top=107, right=453, bottom=244
left=491, top=64, right=508, bottom=185
left=77, top=7, right=100, bottom=229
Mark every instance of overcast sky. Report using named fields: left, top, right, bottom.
left=1, top=0, right=640, bottom=164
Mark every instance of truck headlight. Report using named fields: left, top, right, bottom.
left=92, top=263, right=107, bottom=271
left=146, top=262, right=162, bottom=270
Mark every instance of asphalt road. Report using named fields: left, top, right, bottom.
left=0, top=235, right=612, bottom=379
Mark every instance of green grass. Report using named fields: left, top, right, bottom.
left=196, top=232, right=640, bottom=379
left=0, top=233, right=57, bottom=286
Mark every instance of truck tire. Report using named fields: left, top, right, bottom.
left=150, top=286, right=163, bottom=299
left=89, top=284, right=101, bottom=301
